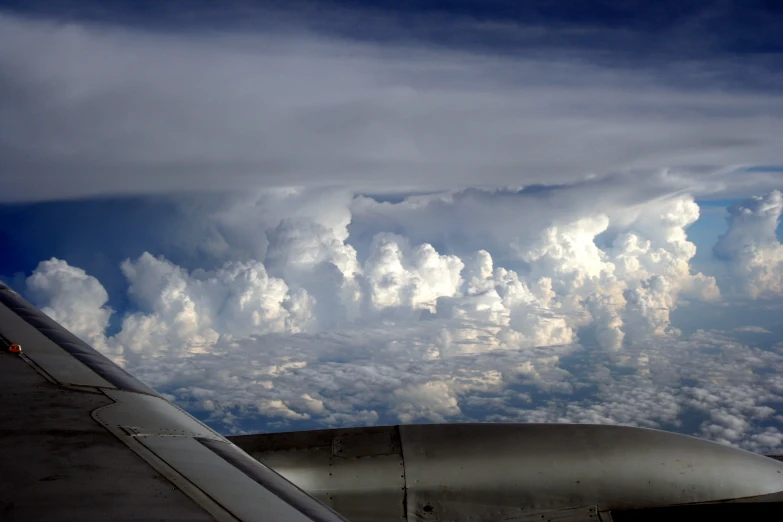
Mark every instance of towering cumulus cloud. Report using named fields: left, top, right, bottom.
left=714, top=190, right=783, bottom=298
left=25, top=258, right=117, bottom=361
left=509, top=195, right=718, bottom=349
left=362, top=233, right=464, bottom=315
left=14, top=188, right=783, bottom=451
left=113, top=253, right=315, bottom=360
left=19, top=188, right=722, bottom=363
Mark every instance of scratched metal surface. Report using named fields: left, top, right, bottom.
left=0, top=341, right=214, bottom=521
left=0, top=287, right=348, bottom=522
left=234, top=426, right=406, bottom=522
left=231, top=423, right=783, bottom=522
left=0, top=283, right=157, bottom=395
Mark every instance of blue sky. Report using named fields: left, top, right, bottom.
left=4, top=1, right=782, bottom=55
left=1, top=1, right=783, bottom=451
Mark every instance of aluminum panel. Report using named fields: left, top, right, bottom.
left=232, top=424, right=783, bottom=522
left=140, top=436, right=316, bottom=522
left=0, top=283, right=158, bottom=395
left=399, top=423, right=783, bottom=519
left=199, top=439, right=347, bottom=522
left=0, top=342, right=214, bottom=521
left=0, top=300, right=113, bottom=388
left=94, top=388, right=224, bottom=439
left=234, top=426, right=405, bottom=522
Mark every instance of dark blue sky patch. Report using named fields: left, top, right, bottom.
left=0, top=195, right=230, bottom=313
left=2, top=0, right=782, bottom=64
left=671, top=405, right=711, bottom=435
left=696, top=198, right=743, bottom=207
left=672, top=299, right=783, bottom=338
left=742, top=166, right=783, bottom=173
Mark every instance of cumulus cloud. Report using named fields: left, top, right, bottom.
left=184, top=325, right=782, bottom=451
left=1, top=11, right=782, bottom=202
left=714, top=190, right=783, bottom=298
left=392, top=382, right=461, bottom=424
left=433, top=251, right=574, bottom=355
left=216, top=188, right=356, bottom=262
left=17, top=250, right=783, bottom=452
left=508, top=195, right=719, bottom=348
left=112, top=253, right=314, bottom=361
left=735, top=326, right=773, bottom=334
left=14, top=183, right=783, bottom=452
left=20, top=185, right=726, bottom=362
left=25, top=258, right=116, bottom=360
left=361, top=233, right=463, bottom=315
left=102, top=236, right=572, bottom=362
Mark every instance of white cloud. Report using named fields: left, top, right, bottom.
left=215, top=188, right=356, bottom=262
left=361, top=233, right=463, bottom=314
left=358, top=190, right=724, bottom=356
left=714, top=190, right=783, bottom=298
left=122, top=319, right=783, bottom=452
left=392, top=381, right=461, bottom=423
left=21, top=189, right=722, bottom=363
left=20, top=255, right=783, bottom=452
left=25, top=258, right=117, bottom=361
left=506, top=195, right=718, bottom=349
left=735, top=326, right=773, bottom=334
left=748, top=428, right=783, bottom=453
left=263, top=216, right=362, bottom=329
left=14, top=185, right=783, bottom=452
left=112, top=253, right=314, bottom=362
left=434, top=252, right=574, bottom=355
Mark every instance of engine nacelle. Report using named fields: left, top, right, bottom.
left=230, top=423, right=783, bottom=521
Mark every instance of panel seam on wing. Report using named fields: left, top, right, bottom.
left=91, top=390, right=239, bottom=522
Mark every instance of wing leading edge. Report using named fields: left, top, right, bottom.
left=0, top=282, right=348, bottom=522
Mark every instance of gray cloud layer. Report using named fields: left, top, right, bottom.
left=1, top=12, right=782, bottom=201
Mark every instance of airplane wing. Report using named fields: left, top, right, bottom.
left=0, top=281, right=348, bottom=522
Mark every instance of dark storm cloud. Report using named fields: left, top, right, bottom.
left=0, top=4, right=782, bottom=201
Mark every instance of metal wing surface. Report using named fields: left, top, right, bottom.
left=0, top=282, right=348, bottom=522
